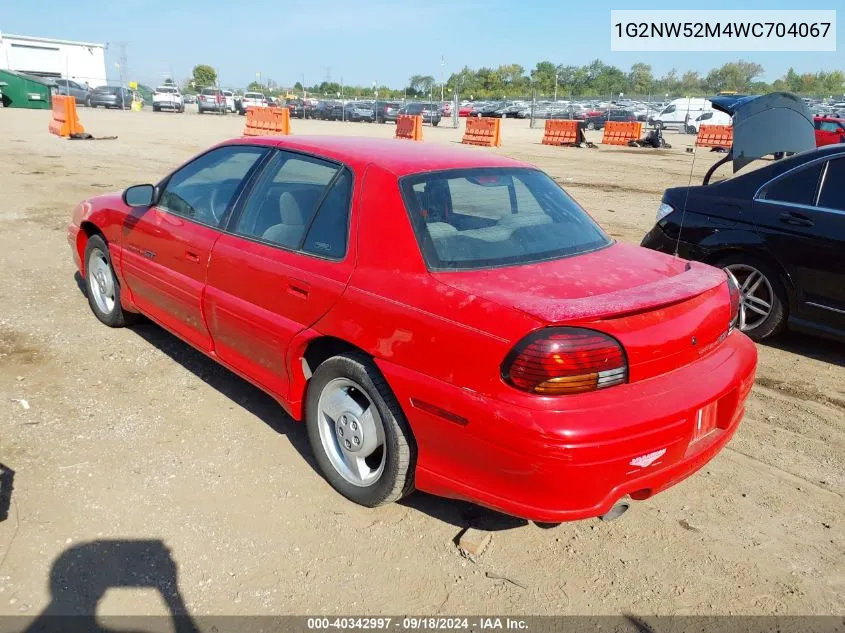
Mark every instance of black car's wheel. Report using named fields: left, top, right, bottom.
left=717, top=255, right=788, bottom=340
left=686, top=125, right=697, bottom=134
left=586, top=121, right=596, bottom=130
left=432, top=121, right=439, bottom=127
left=84, top=235, right=137, bottom=328
left=306, top=353, right=415, bottom=508
left=654, top=121, right=664, bottom=131
left=85, top=96, right=92, bottom=108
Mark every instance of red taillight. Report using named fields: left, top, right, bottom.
left=726, top=273, right=740, bottom=332
left=502, top=327, right=628, bottom=395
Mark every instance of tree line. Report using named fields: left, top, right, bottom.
left=181, top=61, right=845, bottom=101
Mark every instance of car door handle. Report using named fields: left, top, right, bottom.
left=185, top=250, right=201, bottom=263
left=286, top=281, right=310, bottom=299
left=779, top=211, right=814, bottom=227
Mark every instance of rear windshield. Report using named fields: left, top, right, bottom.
left=157, top=87, right=177, bottom=93
left=201, top=88, right=218, bottom=95
left=245, top=92, right=264, bottom=99
left=400, top=168, right=611, bottom=271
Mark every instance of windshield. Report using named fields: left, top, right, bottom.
left=157, top=87, right=177, bottom=93
left=400, top=168, right=611, bottom=271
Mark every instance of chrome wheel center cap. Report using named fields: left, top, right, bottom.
left=336, top=411, right=363, bottom=452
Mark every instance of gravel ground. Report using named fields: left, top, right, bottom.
left=0, top=107, right=842, bottom=620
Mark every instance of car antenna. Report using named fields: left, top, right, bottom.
left=673, top=139, right=700, bottom=258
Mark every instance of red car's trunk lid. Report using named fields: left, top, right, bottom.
left=433, top=242, right=732, bottom=382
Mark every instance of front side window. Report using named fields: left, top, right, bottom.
left=233, top=151, right=347, bottom=251
left=760, top=163, right=824, bottom=206
left=158, top=146, right=267, bottom=226
left=662, top=105, right=676, bottom=114
left=401, top=168, right=611, bottom=271
left=819, top=121, right=843, bottom=133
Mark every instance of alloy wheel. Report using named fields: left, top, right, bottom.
left=317, top=378, right=386, bottom=487
left=88, top=249, right=116, bottom=315
left=724, top=264, right=774, bottom=332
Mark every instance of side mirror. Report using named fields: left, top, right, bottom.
left=838, top=127, right=845, bottom=135
left=122, top=184, right=155, bottom=208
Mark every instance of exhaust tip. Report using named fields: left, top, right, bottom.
left=599, top=501, right=630, bottom=522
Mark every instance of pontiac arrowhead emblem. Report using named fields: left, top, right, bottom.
left=630, top=448, right=667, bottom=468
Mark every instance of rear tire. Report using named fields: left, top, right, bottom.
left=84, top=235, right=137, bottom=328
left=306, top=353, right=415, bottom=508
left=716, top=254, right=788, bottom=340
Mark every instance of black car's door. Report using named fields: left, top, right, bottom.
left=752, top=154, right=845, bottom=327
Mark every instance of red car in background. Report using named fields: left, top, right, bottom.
left=67, top=137, right=756, bottom=523
left=458, top=104, right=474, bottom=117
left=814, top=116, right=845, bottom=147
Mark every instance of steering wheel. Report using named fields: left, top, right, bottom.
left=207, top=187, right=228, bottom=224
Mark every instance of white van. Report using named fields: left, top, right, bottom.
left=651, top=98, right=722, bottom=132
left=688, top=108, right=732, bottom=133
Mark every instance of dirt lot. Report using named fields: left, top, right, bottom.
left=0, top=107, right=843, bottom=619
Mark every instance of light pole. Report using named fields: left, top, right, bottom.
left=554, top=71, right=559, bottom=102
left=440, top=55, right=446, bottom=103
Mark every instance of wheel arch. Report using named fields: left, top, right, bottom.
left=701, top=246, right=797, bottom=309
left=286, top=333, right=375, bottom=421
left=76, top=221, right=105, bottom=276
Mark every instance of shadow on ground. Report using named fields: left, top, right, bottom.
left=74, top=273, right=528, bottom=533
left=20, top=539, right=200, bottom=633
left=760, top=329, right=845, bottom=367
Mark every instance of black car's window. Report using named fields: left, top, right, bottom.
left=401, top=168, right=611, bottom=271
left=302, top=169, right=353, bottom=259
left=760, top=163, right=824, bottom=206
left=158, top=146, right=267, bottom=227
left=233, top=151, right=343, bottom=249
left=818, top=159, right=845, bottom=211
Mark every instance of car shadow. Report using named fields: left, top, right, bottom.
left=21, top=539, right=200, bottom=633
left=760, top=330, right=845, bottom=367
left=73, top=273, right=532, bottom=533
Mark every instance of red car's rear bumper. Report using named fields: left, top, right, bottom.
left=378, top=330, right=757, bottom=523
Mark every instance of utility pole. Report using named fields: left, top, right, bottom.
left=107, top=41, right=129, bottom=87
left=440, top=55, right=446, bottom=103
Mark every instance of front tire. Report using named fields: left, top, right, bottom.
left=586, top=121, right=596, bottom=130
left=717, top=254, right=788, bottom=340
left=306, top=353, right=415, bottom=508
left=84, top=235, right=137, bottom=328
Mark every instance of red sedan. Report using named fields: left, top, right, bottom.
left=814, top=115, right=845, bottom=147
left=67, top=137, right=757, bottom=523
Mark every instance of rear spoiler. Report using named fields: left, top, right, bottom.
left=703, top=92, right=816, bottom=185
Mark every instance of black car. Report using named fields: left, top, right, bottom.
left=399, top=102, right=441, bottom=126
left=641, top=144, right=845, bottom=342
left=285, top=98, right=305, bottom=119
left=583, top=109, right=636, bottom=130
left=317, top=100, right=344, bottom=121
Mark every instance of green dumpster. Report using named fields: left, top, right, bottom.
left=0, top=69, right=55, bottom=109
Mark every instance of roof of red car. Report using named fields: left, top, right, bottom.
left=230, top=135, right=528, bottom=176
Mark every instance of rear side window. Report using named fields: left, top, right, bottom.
left=303, top=169, right=353, bottom=258
left=761, top=163, right=824, bottom=205
left=400, top=168, right=611, bottom=271
left=818, top=158, right=845, bottom=211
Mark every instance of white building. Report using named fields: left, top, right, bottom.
left=0, top=32, right=106, bottom=88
